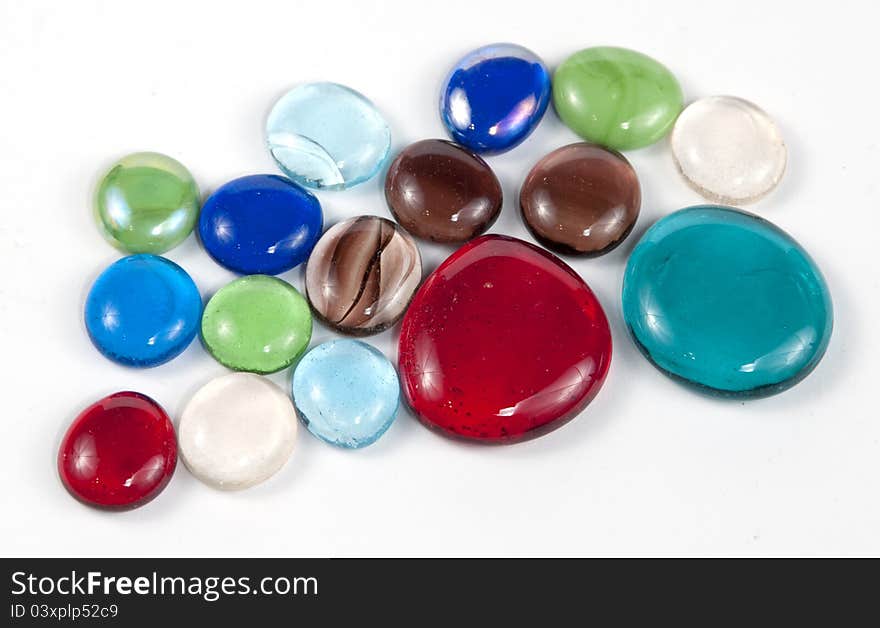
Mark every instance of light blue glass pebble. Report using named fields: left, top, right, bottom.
left=622, top=205, right=832, bottom=398
left=266, top=82, right=391, bottom=190
left=292, top=340, right=400, bottom=448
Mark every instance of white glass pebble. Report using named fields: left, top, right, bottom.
left=671, top=95, right=787, bottom=205
left=178, top=373, right=298, bottom=491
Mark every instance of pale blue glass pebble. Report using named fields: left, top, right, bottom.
left=292, top=340, right=400, bottom=448
left=266, top=82, right=391, bottom=190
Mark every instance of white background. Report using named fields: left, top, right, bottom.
left=1, top=0, right=878, bottom=557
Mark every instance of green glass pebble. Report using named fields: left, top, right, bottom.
left=553, top=47, right=683, bottom=151
left=201, top=275, right=312, bottom=374
left=94, top=152, right=200, bottom=254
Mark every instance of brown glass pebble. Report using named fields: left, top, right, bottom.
left=305, top=215, right=422, bottom=336
left=384, top=139, right=503, bottom=243
left=519, top=143, right=641, bottom=256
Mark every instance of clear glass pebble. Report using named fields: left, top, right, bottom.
left=266, top=82, right=391, bottom=190
left=671, top=96, right=787, bottom=205
left=179, top=373, right=298, bottom=491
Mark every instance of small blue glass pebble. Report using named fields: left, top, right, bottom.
left=266, top=82, right=391, bottom=190
left=622, top=206, right=832, bottom=398
left=440, top=43, right=551, bottom=154
left=198, top=174, right=322, bottom=275
left=85, top=254, right=202, bottom=367
left=292, top=340, right=400, bottom=449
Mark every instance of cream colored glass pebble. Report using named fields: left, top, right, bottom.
left=179, top=373, right=297, bottom=490
left=671, top=95, right=787, bottom=205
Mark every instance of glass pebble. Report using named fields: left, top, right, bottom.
left=398, top=235, right=611, bottom=443
left=385, top=139, right=503, bottom=243
left=671, top=95, right=787, bottom=205
left=622, top=206, right=832, bottom=397
left=520, top=142, right=641, bottom=256
left=553, top=47, right=683, bottom=150
left=179, top=373, right=298, bottom=490
left=201, top=275, right=312, bottom=374
left=440, top=43, right=550, bottom=154
left=305, top=215, right=422, bottom=336
left=85, top=254, right=201, bottom=367
left=266, top=82, right=391, bottom=190
left=198, top=174, right=323, bottom=274
left=58, top=391, right=177, bottom=510
left=94, top=152, right=200, bottom=254
left=292, top=340, right=399, bottom=449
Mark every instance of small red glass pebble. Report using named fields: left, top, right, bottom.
left=58, top=392, right=177, bottom=510
left=398, top=235, right=612, bottom=443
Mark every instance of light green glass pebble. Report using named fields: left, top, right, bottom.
left=201, top=275, right=312, bottom=374
left=553, top=47, right=683, bottom=151
left=94, top=152, right=200, bottom=254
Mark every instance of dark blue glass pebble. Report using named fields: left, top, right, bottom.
left=198, top=174, right=323, bottom=275
left=85, top=254, right=202, bottom=367
left=440, top=43, right=551, bottom=154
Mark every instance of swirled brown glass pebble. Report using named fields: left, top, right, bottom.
left=305, top=215, right=422, bottom=336
left=519, top=143, right=641, bottom=256
left=384, top=139, right=502, bottom=243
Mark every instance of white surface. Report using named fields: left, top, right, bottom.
left=179, top=373, right=298, bottom=491
left=0, top=0, right=877, bottom=557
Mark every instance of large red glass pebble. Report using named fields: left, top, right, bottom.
left=58, top=392, right=177, bottom=510
left=398, top=235, right=611, bottom=443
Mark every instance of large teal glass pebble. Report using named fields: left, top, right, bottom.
left=266, top=82, right=391, bottom=190
left=622, top=206, right=832, bottom=397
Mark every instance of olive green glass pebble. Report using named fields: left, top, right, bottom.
left=94, top=152, right=200, bottom=254
left=553, top=47, right=683, bottom=151
left=201, top=275, right=312, bottom=374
